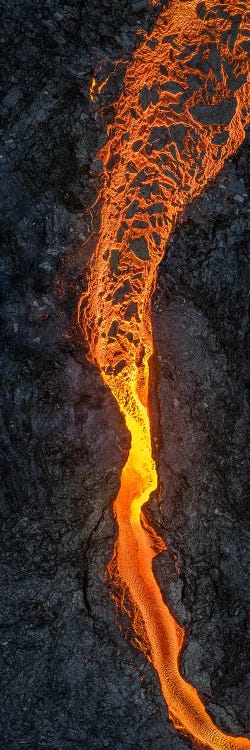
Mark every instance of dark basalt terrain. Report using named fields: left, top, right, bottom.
left=0, top=1, right=249, bottom=749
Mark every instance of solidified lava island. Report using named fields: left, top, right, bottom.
left=78, top=1, right=250, bottom=748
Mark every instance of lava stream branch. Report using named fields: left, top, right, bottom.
left=78, top=1, right=250, bottom=748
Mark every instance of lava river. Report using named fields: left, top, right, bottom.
left=78, top=1, right=250, bottom=748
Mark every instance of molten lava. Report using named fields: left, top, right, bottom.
left=78, top=1, right=250, bottom=747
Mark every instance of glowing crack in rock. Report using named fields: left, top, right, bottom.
left=78, top=1, right=250, bottom=747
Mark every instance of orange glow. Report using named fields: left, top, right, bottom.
left=79, top=1, right=250, bottom=747
left=89, top=75, right=108, bottom=103
left=89, top=76, right=97, bottom=102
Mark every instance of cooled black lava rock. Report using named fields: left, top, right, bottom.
left=151, top=137, right=250, bottom=735
left=189, top=97, right=237, bottom=125
left=0, top=1, right=249, bottom=749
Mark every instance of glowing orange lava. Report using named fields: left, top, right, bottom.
left=78, top=1, right=250, bottom=747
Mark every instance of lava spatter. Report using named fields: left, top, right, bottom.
left=78, top=1, right=250, bottom=748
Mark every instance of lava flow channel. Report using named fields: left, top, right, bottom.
left=78, top=1, right=250, bottom=748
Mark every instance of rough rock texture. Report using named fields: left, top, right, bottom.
left=0, top=1, right=249, bottom=749
left=151, top=143, right=250, bottom=736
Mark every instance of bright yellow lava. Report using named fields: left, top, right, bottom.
left=79, top=1, right=250, bottom=747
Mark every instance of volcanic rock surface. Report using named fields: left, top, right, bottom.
left=0, top=1, right=249, bottom=749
